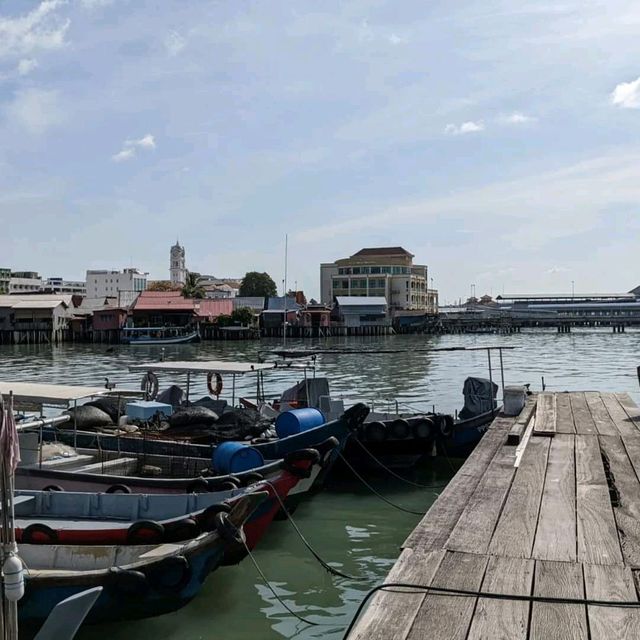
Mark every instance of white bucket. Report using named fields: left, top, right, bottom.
left=504, top=386, right=527, bottom=416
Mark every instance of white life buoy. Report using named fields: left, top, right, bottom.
left=207, top=372, right=223, bottom=396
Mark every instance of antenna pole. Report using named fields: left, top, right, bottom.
left=283, top=234, right=288, bottom=347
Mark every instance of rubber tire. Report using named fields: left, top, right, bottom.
left=148, top=555, right=191, bottom=594
left=186, top=478, right=210, bottom=494
left=214, top=511, right=244, bottom=546
left=364, top=421, right=387, bottom=442
left=109, top=567, right=149, bottom=597
left=106, top=484, right=131, bottom=494
left=43, top=484, right=64, bottom=492
left=239, top=471, right=264, bottom=487
left=164, top=518, right=199, bottom=543
left=412, top=417, right=434, bottom=440
left=199, top=503, right=232, bottom=532
left=390, top=418, right=411, bottom=440
left=126, top=520, right=165, bottom=545
left=21, top=523, right=59, bottom=545
left=440, top=415, right=454, bottom=437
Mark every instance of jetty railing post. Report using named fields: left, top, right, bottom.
left=232, top=374, right=236, bottom=407
left=487, top=349, right=494, bottom=417
left=186, top=372, right=191, bottom=406
left=499, top=347, right=505, bottom=407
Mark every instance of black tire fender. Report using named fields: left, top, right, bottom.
left=281, top=448, right=320, bottom=478
left=239, top=471, right=264, bottom=487
left=186, top=478, right=210, bottom=494
left=126, top=520, right=165, bottom=544
left=440, top=415, right=454, bottom=437
left=364, top=421, right=387, bottom=442
left=164, top=518, right=199, bottom=543
left=109, top=567, right=149, bottom=597
left=390, top=418, right=411, bottom=440
left=21, top=523, right=59, bottom=545
left=213, top=511, right=245, bottom=546
left=412, top=417, right=434, bottom=440
left=147, top=555, right=192, bottom=594
left=106, top=484, right=131, bottom=494
left=43, top=484, right=64, bottom=492
left=199, top=503, right=232, bottom=532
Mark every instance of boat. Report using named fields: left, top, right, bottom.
left=121, top=326, right=201, bottom=345
left=18, top=491, right=266, bottom=628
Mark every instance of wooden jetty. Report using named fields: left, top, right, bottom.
left=349, top=391, right=640, bottom=640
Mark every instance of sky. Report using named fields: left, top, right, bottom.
left=1, top=0, right=639, bottom=302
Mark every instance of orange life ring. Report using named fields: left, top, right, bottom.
left=207, top=372, right=223, bottom=396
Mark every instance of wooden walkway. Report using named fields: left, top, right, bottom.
left=348, top=391, right=640, bottom=640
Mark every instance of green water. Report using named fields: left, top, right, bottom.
left=2, top=331, right=639, bottom=639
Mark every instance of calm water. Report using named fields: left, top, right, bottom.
left=2, top=330, right=639, bottom=640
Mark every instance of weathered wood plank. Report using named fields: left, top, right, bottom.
left=403, top=415, right=515, bottom=551
left=530, top=560, right=588, bottom=640
left=575, top=434, right=623, bottom=565
left=617, top=393, right=640, bottom=430
left=570, top=392, right=597, bottom=435
left=507, top=395, right=537, bottom=445
left=599, top=434, right=640, bottom=567
left=406, top=551, right=488, bottom=640
left=349, top=548, right=445, bottom=640
left=467, top=556, right=534, bottom=640
left=555, top=392, right=576, bottom=434
left=489, top=437, right=551, bottom=559
left=601, top=393, right=639, bottom=438
left=445, top=445, right=517, bottom=555
left=585, top=391, right=619, bottom=436
left=584, top=563, right=640, bottom=639
left=532, top=434, right=576, bottom=562
left=534, top=392, right=556, bottom=436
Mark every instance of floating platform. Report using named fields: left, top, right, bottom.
left=348, top=391, right=640, bottom=639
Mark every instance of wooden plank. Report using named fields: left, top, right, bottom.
left=601, top=393, right=639, bottom=438
left=584, top=563, right=640, bottom=639
left=403, top=415, right=515, bottom=551
left=530, top=560, right=588, bottom=640
left=445, top=444, right=517, bottom=555
left=406, top=551, right=488, bottom=640
left=585, top=391, right=618, bottom=436
left=507, top=395, right=537, bottom=445
left=617, top=393, right=640, bottom=430
left=489, top=437, right=551, bottom=559
left=599, top=434, right=640, bottom=567
left=467, top=556, right=534, bottom=640
left=348, top=549, right=445, bottom=640
left=575, top=434, right=623, bottom=565
left=532, top=434, right=576, bottom=562
left=555, top=392, right=576, bottom=434
left=570, top=392, right=597, bottom=434
left=534, top=392, right=556, bottom=436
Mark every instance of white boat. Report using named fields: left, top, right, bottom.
left=121, top=326, right=201, bottom=345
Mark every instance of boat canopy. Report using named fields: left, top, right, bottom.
left=0, top=382, right=112, bottom=405
left=129, top=360, right=277, bottom=375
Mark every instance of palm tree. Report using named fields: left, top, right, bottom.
left=181, top=272, right=206, bottom=299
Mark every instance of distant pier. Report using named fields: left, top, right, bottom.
left=348, top=391, right=640, bottom=639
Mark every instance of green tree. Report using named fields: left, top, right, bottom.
left=181, top=272, right=206, bottom=299
left=231, top=306, right=254, bottom=325
left=216, top=314, right=233, bottom=327
left=239, top=271, right=277, bottom=297
left=147, top=280, right=180, bottom=292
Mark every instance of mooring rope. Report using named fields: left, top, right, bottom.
left=342, top=582, right=640, bottom=639
left=263, top=480, right=364, bottom=581
left=348, top=437, right=450, bottom=490
left=336, top=450, right=425, bottom=516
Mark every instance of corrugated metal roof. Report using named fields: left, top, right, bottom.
left=133, top=291, right=195, bottom=311
left=10, top=300, right=67, bottom=309
left=233, top=297, right=265, bottom=311
left=497, top=293, right=634, bottom=300
left=267, top=297, right=302, bottom=311
left=336, top=296, right=387, bottom=306
left=195, top=299, right=233, bottom=318
left=352, top=247, right=413, bottom=258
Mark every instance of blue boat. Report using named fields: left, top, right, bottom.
left=18, top=491, right=266, bottom=629
left=121, top=326, right=201, bottom=345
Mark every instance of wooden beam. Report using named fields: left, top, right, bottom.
left=555, top=392, right=576, bottom=434
left=532, top=434, right=576, bottom=562
left=530, top=560, right=588, bottom=639
left=585, top=391, right=618, bottom=436
left=575, top=434, right=623, bottom=565
left=467, top=555, right=534, bottom=640
left=489, top=437, right=551, bottom=559
left=570, top=392, right=597, bottom=434
left=506, top=395, right=537, bottom=445
left=534, top=392, right=556, bottom=436
left=601, top=393, right=639, bottom=438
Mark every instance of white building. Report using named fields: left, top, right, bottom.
left=9, top=271, right=43, bottom=294
left=44, top=277, right=86, bottom=296
left=170, top=242, right=187, bottom=286
left=85, top=268, right=148, bottom=300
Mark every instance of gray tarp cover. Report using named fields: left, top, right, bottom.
left=459, top=377, right=498, bottom=419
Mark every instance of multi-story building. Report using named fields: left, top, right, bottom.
left=44, top=277, right=86, bottom=296
left=170, top=241, right=187, bottom=286
left=9, top=271, right=43, bottom=294
left=0, top=268, right=10, bottom=294
left=85, top=268, right=148, bottom=300
left=320, top=247, right=438, bottom=313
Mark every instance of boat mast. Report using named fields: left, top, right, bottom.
left=283, top=234, right=288, bottom=348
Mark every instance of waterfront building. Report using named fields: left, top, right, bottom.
left=0, top=268, right=10, bottom=294
left=170, top=241, right=187, bottom=286
left=333, top=296, right=390, bottom=329
left=9, top=271, right=43, bottom=294
left=0, top=294, right=71, bottom=343
left=320, top=247, right=438, bottom=313
left=86, top=268, right=148, bottom=300
left=44, top=277, right=86, bottom=296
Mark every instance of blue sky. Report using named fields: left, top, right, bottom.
left=1, top=0, right=639, bottom=302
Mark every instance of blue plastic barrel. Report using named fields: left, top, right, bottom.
left=275, top=408, right=326, bottom=439
left=213, top=442, right=265, bottom=474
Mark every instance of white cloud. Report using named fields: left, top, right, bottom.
left=611, top=77, right=640, bottom=109
left=165, top=31, right=186, bottom=56
left=80, top=0, right=114, bottom=8
left=388, top=33, right=408, bottom=45
left=546, top=266, right=570, bottom=274
left=502, top=112, right=536, bottom=124
left=17, top=58, right=38, bottom=75
left=4, top=88, right=63, bottom=134
left=444, top=120, right=485, bottom=135
left=111, top=134, right=156, bottom=162
left=0, top=0, right=69, bottom=60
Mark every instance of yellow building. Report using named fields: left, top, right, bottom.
left=320, top=247, right=438, bottom=313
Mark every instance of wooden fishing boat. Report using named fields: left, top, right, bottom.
left=18, top=491, right=266, bottom=629
left=121, top=326, right=201, bottom=345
